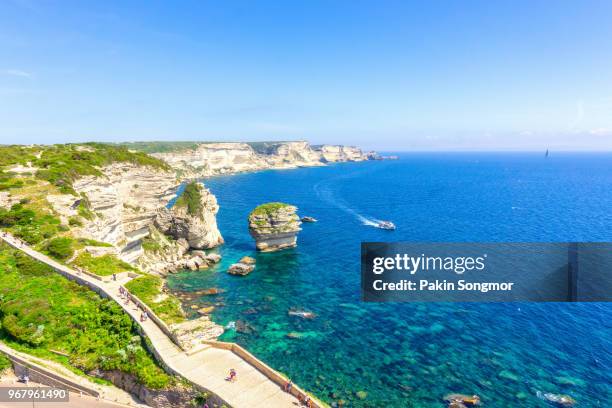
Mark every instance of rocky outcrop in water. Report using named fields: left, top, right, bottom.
left=248, top=203, right=301, bottom=252
left=154, top=182, right=224, bottom=250
left=228, top=256, right=256, bottom=276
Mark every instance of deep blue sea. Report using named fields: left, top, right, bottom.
left=168, top=153, right=612, bottom=407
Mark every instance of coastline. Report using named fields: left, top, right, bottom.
left=0, top=142, right=378, bottom=408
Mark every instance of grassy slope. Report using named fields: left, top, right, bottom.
left=124, top=275, right=185, bottom=325
left=115, top=141, right=203, bottom=154
left=72, top=252, right=136, bottom=276
left=116, top=141, right=294, bottom=154
left=0, top=143, right=170, bottom=195
left=0, top=243, right=172, bottom=389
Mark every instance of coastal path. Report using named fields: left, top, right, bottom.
left=0, top=232, right=306, bottom=408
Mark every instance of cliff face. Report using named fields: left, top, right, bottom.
left=312, top=144, right=368, bottom=162
left=48, top=163, right=223, bottom=275
left=152, top=141, right=373, bottom=177
left=248, top=203, right=302, bottom=252
left=154, top=142, right=264, bottom=177
left=154, top=182, right=224, bottom=250
left=69, top=163, right=178, bottom=263
left=43, top=141, right=377, bottom=273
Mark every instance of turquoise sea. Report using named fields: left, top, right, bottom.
left=168, top=153, right=612, bottom=407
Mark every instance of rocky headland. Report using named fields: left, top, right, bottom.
left=154, top=181, right=224, bottom=250
left=41, top=141, right=379, bottom=275
left=143, top=141, right=379, bottom=178
left=248, top=202, right=302, bottom=252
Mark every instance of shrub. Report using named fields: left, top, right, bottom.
left=174, top=182, right=202, bottom=217
left=250, top=202, right=291, bottom=217
left=0, top=353, right=11, bottom=372
left=45, top=237, right=74, bottom=260
left=68, top=217, right=83, bottom=227
left=125, top=276, right=185, bottom=325
left=0, top=243, right=171, bottom=389
left=77, top=199, right=94, bottom=220
left=72, top=253, right=135, bottom=276
left=0, top=204, right=61, bottom=245
left=77, top=238, right=112, bottom=247
left=141, top=236, right=162, bottom=252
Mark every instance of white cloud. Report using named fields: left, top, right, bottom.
left=588, top=128, right=612, bottom=136
left=1, top=69, right=32, bottom=78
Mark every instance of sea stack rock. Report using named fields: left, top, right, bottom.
left=248, top=202, right=302, bottom=252
left=155, top=181, right=224, bottom=249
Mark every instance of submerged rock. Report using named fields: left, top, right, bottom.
left=235, top=319, right=256, bottom=334
left=444, top=394, right=481, bottom=406
left=355, top=391, right=367, bottom=400
left=537, top=391, right=576, bottom=407
left=155, top=182, right=224, bottom=249
left=286, top=332, right=303, bottom=339
left=239, top=256, right=256, bottom=265
left=498, top=370, right=519, bottom=382
left=248, top=202, right=302, bottom=252
left=197, top=306, right=215, bottom=315
left=200, top=287, right=225, bottom=295
left=288, top=309, right=316, bottom=319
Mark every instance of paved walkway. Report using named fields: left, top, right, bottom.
left=0, top=233, right=302, bottom=408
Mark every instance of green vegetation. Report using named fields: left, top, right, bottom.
left=72, top=253, right=136, bottom=276
left=77, top=198, right=95, bottom=220
left=77, top=238, right=112, bottom=247
left=0, top=243, right=172, bottom=389
left=246, top=141, right=290, bottom=155
left=0, top=172, right=24, bottom=191
left=0, top=144, right=170, bottom=195
left=174, top=182, right=202, bottom=217
left=115, top=141, right=201, bottom=154
left=0, top=203, right=62, bottom=245
left=125, top=275, right=185, bottom=325
left=0, top=352, right=11, bottom=372
left=68, top=216, right=83, bottom=227
left=141, top=235, right=162, bottom=252
left=0, top=145, right=40, bottom=168
left=250, top=202, right=291, bottom=217
left=34, top=144, right=170, bottom=194
left=44, top=237, right=74, bottom=260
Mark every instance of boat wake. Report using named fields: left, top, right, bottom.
left=313, top=174, right=385, bottom=228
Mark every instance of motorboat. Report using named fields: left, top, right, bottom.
left=377, top=221, right=396, bottom=230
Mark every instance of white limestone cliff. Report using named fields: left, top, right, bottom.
left=151, top=141, right=374, bottom=178
left=154, top=183, right=224, bottom=250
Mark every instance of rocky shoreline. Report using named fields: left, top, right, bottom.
left=55, top=141, right=377, bottom=277
left=45, top=142, right=378, bottom=337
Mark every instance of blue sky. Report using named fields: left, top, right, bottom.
left=1, top=0, right=612, bottom=150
